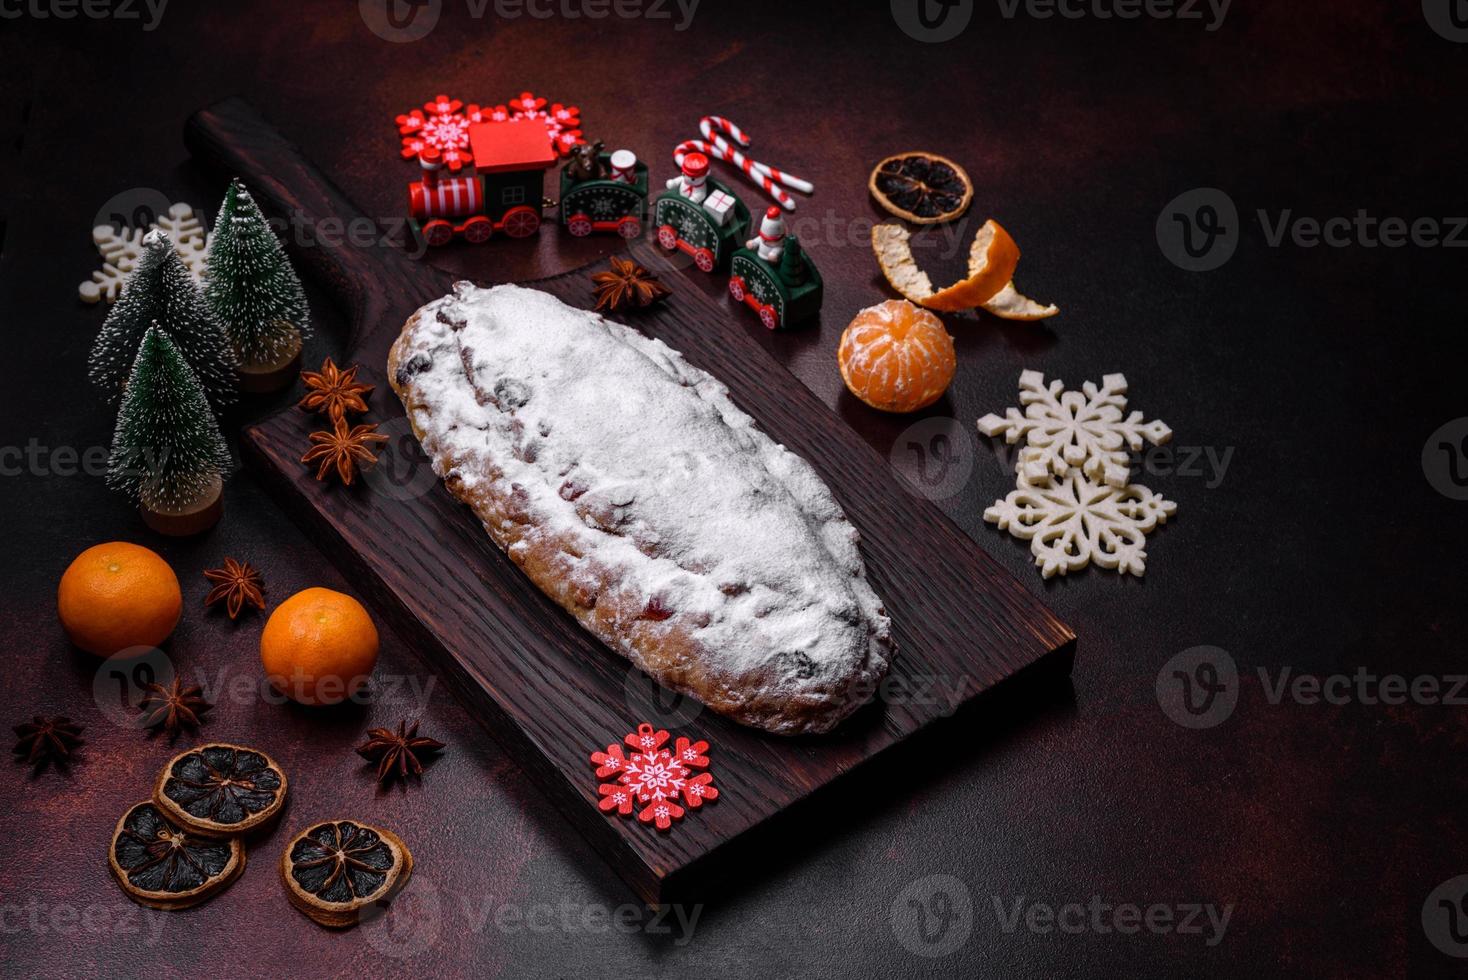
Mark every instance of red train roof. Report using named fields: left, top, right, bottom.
left=467, top=119, right=557, bottom=174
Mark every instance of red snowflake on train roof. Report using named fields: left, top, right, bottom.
left=395, top=94, right=482, bottom=171
left=591, top=722, right=718, bottom=831
left=394, top=91, right=584, bottom=169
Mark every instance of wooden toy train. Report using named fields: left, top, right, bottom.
left=403, top=125, right=820, bottom=328
left=653, top=152, right=821, bottom=329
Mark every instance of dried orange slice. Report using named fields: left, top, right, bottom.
left=872, top=220, right=1019, bottom=313
left=838, top=299, right=956, bottom=413
left=109, top=801, right=245, bottom=909
left=154, top=743, right=289, bottom=837
left=281, top=819, right=414, bottom=928
left=869, top=152, right=973, bottom=224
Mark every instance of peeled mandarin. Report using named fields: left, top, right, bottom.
left=838, top=299, right=957, bottom=413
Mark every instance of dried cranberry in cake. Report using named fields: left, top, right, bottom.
left=153, top=743, right=288, bottom=837
left=503, top=484, right=532, bottom=523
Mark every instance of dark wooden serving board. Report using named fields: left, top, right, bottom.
left=185, top=98, right=1076, bottom=905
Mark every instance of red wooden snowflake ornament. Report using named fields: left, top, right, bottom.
left=394, top=90, right=585, bottom=169
left=591, top=723, right=718, bottom=831
left=396, top=93, right=480, bottom=171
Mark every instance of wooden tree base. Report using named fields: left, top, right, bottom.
left=237, top=328, right=303, bottom=394
left=141, top=476, right=223, bottom=536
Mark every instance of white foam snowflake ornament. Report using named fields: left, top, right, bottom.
left=977, top=370, right=1172, bottom=488
left=984, top=470, right=1177, bottom=579
left=79, top=202, right=211, bottom=305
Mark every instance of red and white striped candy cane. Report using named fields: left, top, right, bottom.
left=673, top=116, right=813, bottom=210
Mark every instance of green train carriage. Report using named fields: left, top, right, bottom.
left=728, top=235, right=823, bottom=331
left=559, top=153, right=649, bottom=239
left=653, top=178, right=751, bottom=273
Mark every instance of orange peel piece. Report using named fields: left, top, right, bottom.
left=980, top=282, right=1059, bottom=321
left=871, top=220, right=1020, bottom=313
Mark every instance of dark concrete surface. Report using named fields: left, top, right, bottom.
left=2, top=2, right=1465, bottom=976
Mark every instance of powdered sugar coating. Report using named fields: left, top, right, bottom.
left=391, top=283, right=892, bottom=734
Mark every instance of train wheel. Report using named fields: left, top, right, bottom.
left=463, top=216, right=493, bottom=243
left=694, top=248, right=716, bottom=273
left=728, top=276, right=746, bottom=302
left=502, top=206, right=540, bottom=238
left=423, top=220, right=454, bottom=247
left=657, top=224, right=678, bottom=251
left=617, top=216, right=641, bottom=239
left=759, top=305, right=780, bottom=331
left=567, top=214, right=593, bottom=237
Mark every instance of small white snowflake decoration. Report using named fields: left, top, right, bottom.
left=984, top=471, right=1177, bottom=579
left=79, top=202, right=211, bottom=305
left=977, top=370, right=1172, bottom=488
left=979, top=370, right=1178, bottom=578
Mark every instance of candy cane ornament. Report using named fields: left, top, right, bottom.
left=674, top=116, right=814, bottom=210
left=700, top=116, right=814, bottom=195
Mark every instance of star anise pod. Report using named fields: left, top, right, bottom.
left=301, top=418, right=389, bottom=486
left=356, top=720, right=445, bottom=789
left=203, top=557, right=265, bottom=619
left=299, top=357, right=374, bottom=423
left=138, top=677, right=211, bottom=740
left=591, top=256, right=671, bottom=313
left=13, top=716, right=83, bottom=770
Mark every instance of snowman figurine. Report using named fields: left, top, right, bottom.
left=746, top=206, right=787, bottom=264
left=665, top=152, right=709, bottom=205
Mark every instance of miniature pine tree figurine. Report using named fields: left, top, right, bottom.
left=777, top=235, right=808, bottom=286
left=107, top=326, right=231, bottom=536
left=205, top=179, right=310, bottom=393
left=89, top=230, right=238, bottom=412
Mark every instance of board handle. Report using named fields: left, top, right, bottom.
left=184, top=96, right=440, bottom=356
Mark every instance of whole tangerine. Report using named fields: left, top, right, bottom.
left=57, top=542, right=182, bottom=657
left=260, top=587, right=379, bottom=706
left=838, top=299, right=957, bottom=413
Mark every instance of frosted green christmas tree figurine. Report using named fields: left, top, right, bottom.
left=89, top=230, right=238, bottom=411
left=206, top=179, right=311, bottom=393
left=108, top=326, right=232, bottom=536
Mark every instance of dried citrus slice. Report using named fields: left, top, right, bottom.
left=869, top=152, right=973, bottom=224
left=281, top=819, right=414, bottom=928
left=109, top=801, right=245, bottom=909
left=872, top=220, right=1020, bottom=313
left=838, top=299, right=956, bottom=413
left=154, top=742, right=289, bottom=837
